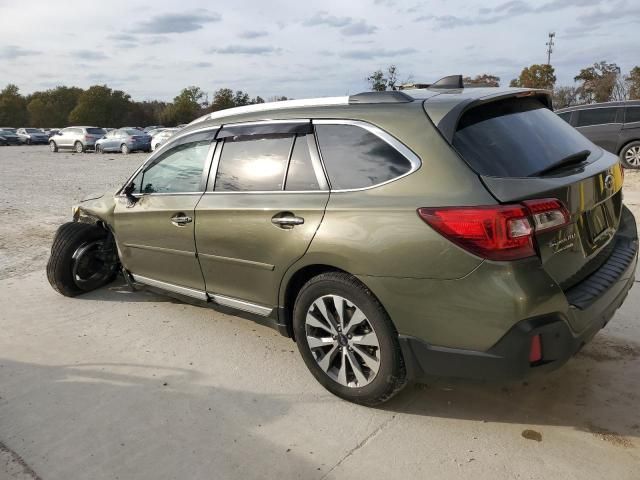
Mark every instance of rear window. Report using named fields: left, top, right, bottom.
left=123, top=129, right=141, bottom=135
left=452, top=98, right=596, bottom=177
left=86, top=128, right=105, bottom=135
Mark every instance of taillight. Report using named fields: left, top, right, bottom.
left=417, top=205, right=535, bottom=261
left=417, top=198, right=570, bottom=261
left=522, top=199, right=570, bottom=233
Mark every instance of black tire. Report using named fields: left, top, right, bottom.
left=74, top=141, right=84, bottom=153
left=49, top=140, right=58, bottom=153
left=96, top=144, right=104, bottom=154
left=620, top=141, right=640, bottom=169
left=46, top=222, right=118, bottom=297
left=121, top=143, right=130, bottom=155
left=293, top=272, right=406, bottom=406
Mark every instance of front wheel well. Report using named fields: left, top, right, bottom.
left=619, top=139, right=640, bottom=155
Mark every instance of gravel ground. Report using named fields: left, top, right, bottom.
left=0, top=145, right=144, bottom=280
left=1, top=145, right=639, bottom=479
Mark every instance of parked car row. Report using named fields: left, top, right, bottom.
left=0, top=125, right=180, bottom=154
left=556, top=100, right=640, bottom=168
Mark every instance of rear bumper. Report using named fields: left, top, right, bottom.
left=400, top=206, right=638, bottom=382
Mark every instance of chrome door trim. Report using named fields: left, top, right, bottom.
left=209, top=293, right=273, bottom=316
left=131, top=274, right=208, bottom=301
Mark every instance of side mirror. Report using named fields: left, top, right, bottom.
left=123, top=182, right=139, bottom=207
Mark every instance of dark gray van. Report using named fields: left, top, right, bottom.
left=556, top=101, right=640, bottom=168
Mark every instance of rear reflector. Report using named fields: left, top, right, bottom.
left=418, top=198, right=570, bottom=261
left=529, top=334, right=542, bottom=363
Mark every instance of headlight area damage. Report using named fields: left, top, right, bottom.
left=47, top=193, right=121, bottom=297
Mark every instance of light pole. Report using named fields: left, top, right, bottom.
left=546, top=32, right=555, bottom=65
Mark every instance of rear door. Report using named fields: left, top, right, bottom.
left=575, top=107, right=623, bottom=153
left=194, top=121, right=329, bottom=311
left=450, top=97, right=624, bottom=322
left=113, top=130, right=217, bottom=291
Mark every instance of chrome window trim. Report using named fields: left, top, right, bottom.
left=132, top=274, right=208, bottom=301
left=312, top=119, right=422, bottom=193
left=116, top=125, right=220, bottom=197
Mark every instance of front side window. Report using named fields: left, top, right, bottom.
left=134, top=140, right=210, bottom=194
left=576, top=108, right=618, bottom=127
left=214, top=135, right=292, bottom=192
left=625, top=107, right=640, bottom=123
left=315, top=124, right=412, bottom=190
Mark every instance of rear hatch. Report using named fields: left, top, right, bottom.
left=445, top=96, right=624, bottom=303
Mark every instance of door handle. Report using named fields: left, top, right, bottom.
left=171, top=213, right=193, bottom=227
left=271, top=213, right=304, bottom=228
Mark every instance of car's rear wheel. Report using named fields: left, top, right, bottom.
left=26, top=138, right=31, bottom=145
left=96, top=144, right=104, bottom=154
left=49, top=141, right=58, bottom=153
left=74, top=141, right=84, bottom=153
left=293, top=272, right=406, bottom=405
left=620, top=141, right=640, bottom=169
left=47, top=222, right=119, bottom=297
left=121, top=143, right=130, bottom=154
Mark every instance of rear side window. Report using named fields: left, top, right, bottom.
left=453, top=98, right=596, bottom=177
left=315, top=124, right=412, bottom=190
left=626, top=107, right=640, bottom=123
left=576, top=108, right=618, bottom=127
left=86, top=128, right=104, bottom=135
left=215, top=135, right=292, bottom=192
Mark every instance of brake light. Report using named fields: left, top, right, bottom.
left=417, top=198, right=570, bottom=261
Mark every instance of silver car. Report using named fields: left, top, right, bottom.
left=17, top=128, right=49, bottom=145
left=150, top=127, right=179, bottom=151
left=49, top=126, right=106, bottom=153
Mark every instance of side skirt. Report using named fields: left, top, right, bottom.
left=130, top=274, right=291, bottom=337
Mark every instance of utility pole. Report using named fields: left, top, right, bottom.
left=546, top=32, right=555, bottom=65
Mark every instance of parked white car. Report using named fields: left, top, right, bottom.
left=151, top=128, right=179, bottom=151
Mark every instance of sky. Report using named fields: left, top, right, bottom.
left=0, top=0, right=638, bottom=102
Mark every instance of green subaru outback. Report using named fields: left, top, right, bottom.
left=47, top=76, right=637, bottom=405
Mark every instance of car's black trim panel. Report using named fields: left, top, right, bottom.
left=217, top=121, right=312, bottom=139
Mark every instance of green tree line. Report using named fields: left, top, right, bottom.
left=0, top=84, right=283, bottom=128
left=366, top=62, right=640, bottom=109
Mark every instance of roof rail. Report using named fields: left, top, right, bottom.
left=348, top=91, right=414, bottom=104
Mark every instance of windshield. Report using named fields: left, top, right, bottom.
left=0, top=130, right=16, bottom=135
left=123, top=129, right=142, bottom=135
left=25, top=128, right=41, bottom=133
left=452, top=97, right=596, bottom=177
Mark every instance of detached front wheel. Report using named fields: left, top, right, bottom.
left=47, top=222, right=119, bottom=297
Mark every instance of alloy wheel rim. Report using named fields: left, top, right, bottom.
left=305, top=294, right=381, bottom=388
left=625, top=146, right=640, bottom=167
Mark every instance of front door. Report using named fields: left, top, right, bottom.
left=114, top=132, right=216, bottom=291
left=195, top=128, right=329, bottom=309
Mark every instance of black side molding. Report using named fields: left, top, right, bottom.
left=348, top=91, right=414, bottom=104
